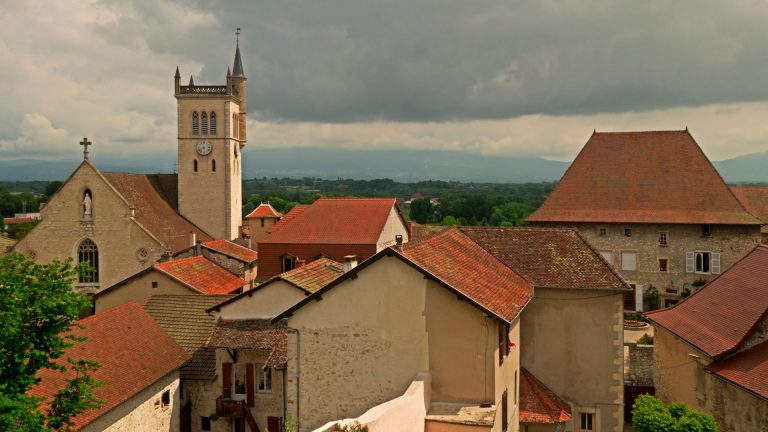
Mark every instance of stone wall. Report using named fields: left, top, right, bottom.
left=182, top=379, right=219, bottom=432
left=626, top=343, right=654, bottom=387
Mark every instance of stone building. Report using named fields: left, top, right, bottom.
left=13, top=40, right=247, bottom=291
left=528, top=130, right=762, bottom=310
left=30, top=302, right=190, bottom=432
left=175, top=239, right=259, bottom=283
left=244, top=202, right=282, bottom=244
left=646, top=244, right=768, bottom=432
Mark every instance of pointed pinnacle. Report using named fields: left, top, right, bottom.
left=175, top=66, right=180, bottom=78
left=189, top=75, right=195, bottom=86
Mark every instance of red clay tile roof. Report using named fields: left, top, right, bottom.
left=203, top=239, right=258, bottom=264
left=3, top=217, right=34, bottom=224
left=706, top=340, right=768, bottom=399
left=279, top=257, right=344, bottom=293
left=102, top=173, right=213, bottom=252
left=519, top=368, right=572, bottom=424
left=647, top=245, right=768, bottom=358
left=267, top=205, right=309, bottom=234
left=399, top=227, right=533, bottom=322
left=409, top=222, right=448, bottom=242
left=206, top=320, right=288, bottom=369
left=460, top=227, right=628, bottom=291
left=30, top=302, right=190, bottom=430
left=528, top=130, right=760, bottom=225
left=260, top=198, right=399, bottom=244
left=731, top=185, right=768, bottom=234
left=155, top=256, right=246, bottom=295
left=246, top=203, right=283, bottom=219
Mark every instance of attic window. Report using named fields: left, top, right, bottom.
left=598, top=227, right=607, bottom=237
left=624, top=228, right=632, bottom=237
left=701, top=224, right=712, bottom=237
left=659, top=232, right=668, bottom=246
left=152, top=281, right=158, bottom=288
left=161, top=389, right=170, bottom=408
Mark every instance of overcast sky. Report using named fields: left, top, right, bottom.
left=1, top=0, right=768, bottom=163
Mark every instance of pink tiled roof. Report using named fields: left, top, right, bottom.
left=529, top=130, right=760, bottom=225
left=647, top=245, right=768, bottom=358
left=260, top=198, right=399, bottom=245
left=203, top=239, right=258, bottom=264
left=706, top=340, right=768, bottom=399
left=399, top=227, right=532, bottom=322
left=155, top=256, right=246, bottom=295
left=245, top=203, right=283, bottom=219
left=30, top=302, right=190, bottom=430
left=520, top=368, right=572, bottom=424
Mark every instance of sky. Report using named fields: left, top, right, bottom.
left=1, top=0, right=768, bottom=163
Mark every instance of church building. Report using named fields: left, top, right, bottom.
left=13, top=38, right=248, bottom=292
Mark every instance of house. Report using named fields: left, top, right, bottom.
left=176, top=239, right=259, bottom=283
left=144, top=294, right=235, bottom=432
left=245, top=202, right=282, bottom=244
left=94, top=254, right=247, bottom=312
left=256, top=197, right=409, bottom=280
left=646, top=244, right=768, bottom=432
left=528, top=130, right=762, bottom=310
left=730, top=185, right=768, bottom=242
left=30, top=301, right=190, bottom=431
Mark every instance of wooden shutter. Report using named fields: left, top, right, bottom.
left=686, top=252, right=694, bottom=273
left=711, top=253, right=721, bottom=274
left=222, top=363, right=232, bottom=398
left=268, top=417, right=282, bottom=432
left=246, top=363, right=255, bottom=407
left=498, top=323, right=505, bottom=365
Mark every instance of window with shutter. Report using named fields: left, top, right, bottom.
left=711, top=253, right=721, bottom=274
left=686, top=252, right=695, bottom=273
left=246, top=363, right=255, bottom=407
left=621, top=251, right=637, bottom=271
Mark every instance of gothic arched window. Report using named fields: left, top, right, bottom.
left=194, top=159, right=198, bottom=172
left=201, top=112, right=208, bottom=135
left=192, top=112, right=200, bottom=135
left=212, top=159, right=216, bottom=172
left=210, top=112, right=217, bottom=135
left=78, top=239, right=99, bottom=284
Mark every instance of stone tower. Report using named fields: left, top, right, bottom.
left=175, top=37, right=246, bottom=240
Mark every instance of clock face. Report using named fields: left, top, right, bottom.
left=196, top=140, right=212, bottom=156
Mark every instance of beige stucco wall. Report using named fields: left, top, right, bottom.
left=182, top=379, right=219, bottom=432
left=492, top=318, right=520, bottom=432
left=521, top=287, right=624, bottom=432
left=216, top=280, right=307, bottom=320
left=376, top=206, right=410, bottom=251
left=81, top=370, right=181, bottom=432
left=426, top=422, right=491, bottom=432
left=14, top=162, right=163, bottom=291
left=95, top=269, right=198, bottom=313
left=248, top=217, right=278, bottom=244
left=212, top=349, right=285, bottom=432
left=702, top=374, right=768, bottom=432
left=540, top=222, right=761, bottom=306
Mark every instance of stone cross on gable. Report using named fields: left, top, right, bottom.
left=80, top=137, right=92, bottom=161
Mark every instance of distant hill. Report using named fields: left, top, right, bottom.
left=1, top=147, right=766, bottom=183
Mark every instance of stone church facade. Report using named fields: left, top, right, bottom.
left=14, top=42, right=247, bottom=293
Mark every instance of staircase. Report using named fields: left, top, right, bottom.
left=244, top=409, right=260, bottom=432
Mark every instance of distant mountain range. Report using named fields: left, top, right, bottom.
left=0, top=147, right=766, bottom=183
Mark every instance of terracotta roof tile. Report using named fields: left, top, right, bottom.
left=3, top=217, right=34, bottom=224
left=409, top=222, right=448, bottom=242
left=519, top=368, right=572, bottom=424
left=647, top=245, right=768, bottom=358
left=460, top=227, right=628, bottom=291
left=245, top=203, right=283, bottom=219
left=203, top=239, right=258, bottom=264
left=705, top=339, right=768, bottom=399
left=206, top=320, right=288, bottom=369
left=279, top=257, right=344, bottom=293
left=731, top=185, right=768, bottom=234
left=529, top=131, right=760, bottom=225
left=145, top=295, right=235, bottom=380
left=267, top=205, right=309, bottom=234
left=29, top=302, right=190, bottom=430
left=400, top=227, right=532, bottom=322
left=155, top=256, right=246, bottom=295
left=260, top=198, right=398, bottom=244
left=102, top=173, right=212, bottom=252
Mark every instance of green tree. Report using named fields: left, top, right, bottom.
left=632, top=395, right=717, bottom=432
left=9, top=220, right=40, bottom=240
left=44, top=181, right=64, bottom=199
left=440, top=215, right=459, bottom=226
left=409, top=199, right=433, bottom=224
left=0, top=254, right=101, bottom=431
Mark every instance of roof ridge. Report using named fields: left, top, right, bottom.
left=594, top=129, right=688, bottom=135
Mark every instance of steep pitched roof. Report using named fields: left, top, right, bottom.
left=268, top=205, right=309, bottom=234
left=647, top=245, right=768, bottom=358
left=30, top=302, right=190, bottom=430
left=260, top=198, right=400, bottom=244
left=203, top=239, right=258, bottom=264
left=731, top=185, right=768, bottom=234
left=409, top=222, right=448, bottom=242
left=145, top=295, right=235, bottom=380
left=206, top=320, right=287, bottom=369
left=705, top=339, right=768, bottom=400
left=399, top=227, right=533, bottom=322
left=460, top=227, right=628, bottom=291
left=519, top=368, right=572, bottom=424
left=528, top=130, right=760, bottom=225
left=245, top=203, right=282, bottom=219
left=155, top=256, right=246, bottom=295
left=102, top=172, right=212, bottom=252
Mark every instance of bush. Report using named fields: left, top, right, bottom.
left=637, top=334, right=654, bottom=345
left=632, top=395, right=717, bottom=432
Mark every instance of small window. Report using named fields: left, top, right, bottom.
left=624, top=228, right=632, bottom=237
left=695, top=252, right=711, bottom=273
left=702, top=224, right=712, bottom=237
left=201, top=417, right=212, bottom=431
left=658, top=258, right=669, bottom=273
left=598, top=227, right=607, bottom=237
left=282, top=256, right=295, bottom=272
left=621, top=251, right=637, bottom=271
left=193, top=159, right=198, bottom=173
left=260, top=219, right=265, bottom=227
left=152, top=281, right=158, bottom=288
left=201, top=112, right=208, bottom=135
left=498, top=323, right=509, bottom=366
left=233, top=113, right=238, bottom=138
left=258, top=366, right=272, bottom=393
left=212, top=159, right=216, bottom=172
left=192, top=112, right=200, bottom=135
left=579, top=412, right=594, bottom=431
left=161, top=389, right=170, bottom=408
left=210, top=112, right=217, bottom=135
left=659, top=232, right=668, bottom=246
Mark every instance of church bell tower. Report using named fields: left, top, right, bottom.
left=175, top=31, right=246, bottom=240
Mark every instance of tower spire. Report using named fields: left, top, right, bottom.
left=232, top=27, right=245, bottom=77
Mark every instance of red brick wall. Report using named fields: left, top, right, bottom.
left=256, top=243, right=377, bottom=280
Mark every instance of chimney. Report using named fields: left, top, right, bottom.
left=246, top=235, right=252, bottom=249
left=190, top=231, right=196, bottom=248
left=159, top=249, right=173, bottom=263
left=295, top=259, right=306, bottom=269
left=343, top=255, right=359, bottom=273
left=195, top=239, right=203, bottom=256
left=395, top=235, right=404, bottom=250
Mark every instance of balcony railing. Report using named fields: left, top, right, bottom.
left=216, top=397, right=245, bottom=418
